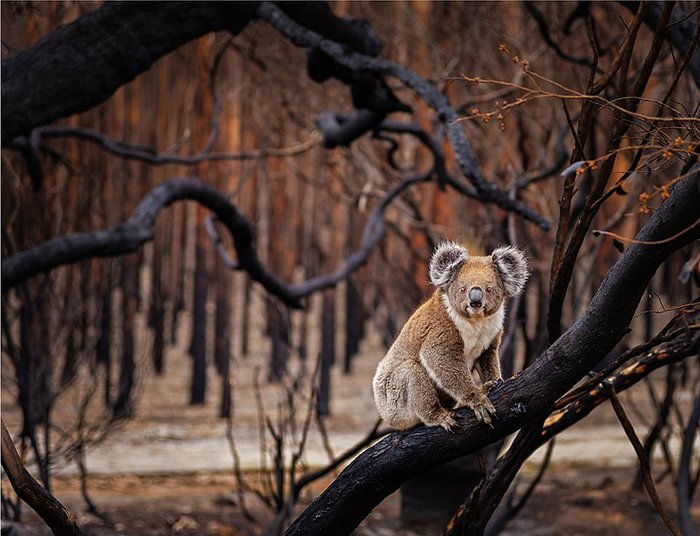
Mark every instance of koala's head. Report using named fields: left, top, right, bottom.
left=429, top=241, right=529, bottom=318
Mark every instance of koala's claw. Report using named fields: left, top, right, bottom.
left=483, top=378, right=504, bottom=391
left=438, top=411, right=460, bottom=433
left=464, top=394, right=497, bottom=426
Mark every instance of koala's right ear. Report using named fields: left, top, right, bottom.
left=430, top=241, right=468, bottom=288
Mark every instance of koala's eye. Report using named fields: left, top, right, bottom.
left=459, top=286, right=466, bottom=293
left=486, top=286, right=493, bottom=293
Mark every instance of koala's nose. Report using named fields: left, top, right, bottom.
left=469, top=287, right=483, bottom=307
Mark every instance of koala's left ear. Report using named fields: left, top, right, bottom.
left=430, top=241, right=468, bottom=288
left=492, top=246, right=529, bottom=297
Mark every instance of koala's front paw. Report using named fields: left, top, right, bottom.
left=462, top=392, right=497, bottom=425
left=437, top=410, right=459, bottom=433
left=483, top=378, right=503, bottom=392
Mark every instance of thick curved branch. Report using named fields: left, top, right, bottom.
left=315, top=110, right=384, bottom=148
left=1, top=178, right=302, bottom=305
left=2, top=419, right=83, bottom=536
left=1, top=2, right=256, bottom=145
left=257, top=2, right=551, bottom=230
left=2, top=174, right=440, bottom=309
left=284, top=171, right=700, bottom=536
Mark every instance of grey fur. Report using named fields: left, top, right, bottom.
left=429, top=241, right=468, bottom=288
left=491, top=246, right=529, bottom=297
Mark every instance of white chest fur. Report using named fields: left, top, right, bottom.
left=441, top=294, right=504, bottom=364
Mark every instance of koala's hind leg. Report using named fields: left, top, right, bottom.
left=405, top=363, right=458, bottom=432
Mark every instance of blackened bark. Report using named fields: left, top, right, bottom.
left=256, top=1, right=550, bottom=230
left=61, top=280, right=78, bottom=387
left=1, top=2, right=255, bottom=144
left=284, top=172, right=700, bottom=536
left=1, top=173, right=475, bottom=311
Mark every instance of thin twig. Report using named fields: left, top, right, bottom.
left=605, top=383, right=682, bottom=536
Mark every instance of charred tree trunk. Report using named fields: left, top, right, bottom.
left=18, top=289, right=52, bottom=490
left=112, top=258, right=138, bottom=419
left=170, top=203, right=188, bottom=345
left=241, top=276, right=251, bottom=357
left=267, top=300, right=291, bottom=382
left=214, top=249, right=232, bottom=418
left=189, top=208, right=208, bottom=405
left=61, top=268, right=78, bottom=387
left=317, top=289, right=335, bottom=417
left=149, top=222, right=165, bottom=374
left=97, top=265, right=113, bottom=408
left=344, top=278, right=365, bottom=374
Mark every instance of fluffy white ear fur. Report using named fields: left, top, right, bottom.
left=429, top=241, right=468, bottom=288
left=491, top=246, right=529, bottom=297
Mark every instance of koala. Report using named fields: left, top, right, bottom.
left=372, top=241, right=529, bottom=431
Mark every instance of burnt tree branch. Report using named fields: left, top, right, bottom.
left=2, top=173, right=441, bottom=309
left=1, top=419, right=83, bottom=536
left=284, top=171, right=700, bottom=536
left=606, top=385, right=682, bottom=536
left=1, top=2, right=256, bottom=145
left=2, top=0, right=548, bottom=228
left=256, top=1, right=550, bottom=230
left=445, top=327, right=699, bottom=536
left=1, top=178, right=297, bottom=304
left=24, top=126, right=320, bottom=166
